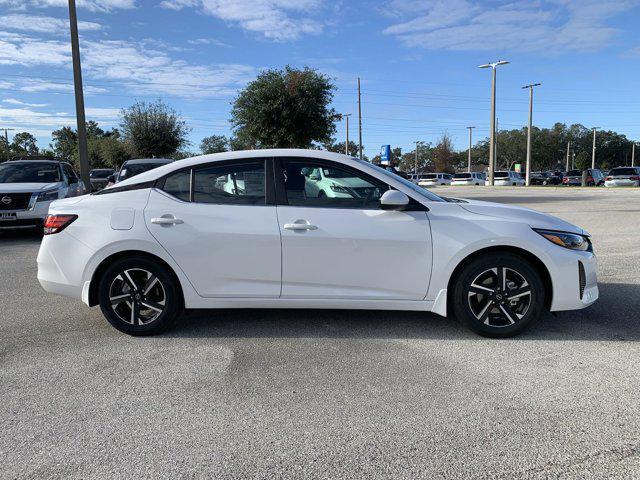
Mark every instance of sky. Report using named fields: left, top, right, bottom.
left=1, top=0, right=640, bottom=158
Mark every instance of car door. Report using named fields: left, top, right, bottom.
left=144, top=158, right=282, bottom=298
left=276, top=157, right=432, bottom=300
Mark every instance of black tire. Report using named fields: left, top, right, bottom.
left=451, top=252, right=545, bottom=338
left=98, top=257, right=182, bottom=336
left=318, top=190, right=326, bottom=198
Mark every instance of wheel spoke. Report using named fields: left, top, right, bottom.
left=110, top=293, right=130, bottom=306
left=508, top=287, right=531, bottom=300
left=123, top=270, right=138, bottom=291
left=470, top=283, right=494, bottom=294
left=498, top=303, right=519, bottom=325
left=143, top=274, right=159, bottom=295
left=498, top=267, right=506, bottom=291
left=141, top=300, right=163, bottom=312
left=476, top=300, right=494, bottom=324
left=130, top=301, right=139, bottom=325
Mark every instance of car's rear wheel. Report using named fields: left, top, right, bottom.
left=98, top=257, right=182, bottom=336
left=451, top=252, right=545, bottom=338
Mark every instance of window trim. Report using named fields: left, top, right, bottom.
left=274, top=157, right=427, bottom=211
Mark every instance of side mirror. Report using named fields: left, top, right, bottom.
left=68, top=177, right=78, bottom=184
left=380, top=190, right=409, bottom=211
left=107, top=174, right=115, bottom=183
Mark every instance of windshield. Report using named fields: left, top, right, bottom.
left=494, top=171, right=509, bottom=177
left=356, top=159, right=444, bottom=202
left=90, top=169, right=113, bottom=178
left=566, top=170, right=581, bottom=176
left=322, top=168, right=353, bottom=179
left=423, top=174, right=437, bottom=179
left=610, top=168, right=637, bottom=176
left=452, top=173, right=472, bottom=179
left=0, top=162, right=61, bottom=183
left=118, top=163, right=166, bottom=181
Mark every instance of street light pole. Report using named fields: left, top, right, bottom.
left=357, top=77, right=363, bottom=160
left=522, top=83, right=541, bottom=186
left=342, top=113, right=352, bottom=156
left=479, top=60, right=509, bottom=186
left=466, top=126, right=475, bottom=173
left=591, top=127, right=599, bottom=169
left=631, top=142, right=635, bottom=167
left=68, top=0, right=90, bottom=190
left=566, top=141, right=571, bottom=172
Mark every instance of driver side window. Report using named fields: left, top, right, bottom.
left=281, top=159, right=388, bottom=209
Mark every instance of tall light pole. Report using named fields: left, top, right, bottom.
left=631, top=142, right=635, bottom=167
left=357, top=77, right=363, bottom=160
left=414, top=140, right=423, bottom=176
left=68, top=0, right=90, bottom=190
left=522, top=83, right=541, bottom=186
left=1, top=127, right=15, bottom=161
left=591, top=127, right=599, bottom=169
left=466, top=126, right=475, bottom=173
left=479, top=60, right=509, bottom=185
left=566, top=141, right=571, bottom=172
left=341, top=113, right=352, bottom=155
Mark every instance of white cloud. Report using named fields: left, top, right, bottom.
left=3, top=98, right=49, bottom=107
left=187, top=37, right=231, bottom=47
left=0, top=32, right=70, bottom=66
left=0, top=0, right=135, bottom=12
left=0, top=14, right=102, bottom=34
left=17, top=80, right=108, bottom=94
left=383, top=0, right=640, bottom=52
left=159, top=0, right=324, bottom=41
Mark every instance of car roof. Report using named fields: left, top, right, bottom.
left=7, top=160, right=62, bottom=164
left=122, top=158, right=174, bottom=165
left=113, top=149, right=373, bottom=188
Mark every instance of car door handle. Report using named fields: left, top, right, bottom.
left=284, top=220, right=318, bottom=231
left=151, top=216, right=184, bottom=225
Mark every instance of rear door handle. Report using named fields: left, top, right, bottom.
left=284, top=220, right=318, bottom=231
left=151, top=215, right=184, bottom=225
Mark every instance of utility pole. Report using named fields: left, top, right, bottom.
left=479, top=60, right=509, bottom=185
left=340, top=113, right=352, bottom=155
left=591, top=127, right=599, bottom=169
left=522, top=83, right=541, bottom=186
left=68, top=0, right=90, bottom=190
left=566, top=141, right=571, bottom=172
left=495, top=117, right=499, bottom=170
left=631, top=142, right=635, bottom=167
left=357, top=77, right=363, bottom=160
left=467, top=126, right=475, bottom=173
left=1, top=128, right=15, bottom=161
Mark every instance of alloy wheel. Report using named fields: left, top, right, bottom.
left=467, top=267, right=532, bottom=327
left=109, top=268, right=166, bottom=325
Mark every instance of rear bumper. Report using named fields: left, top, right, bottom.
left=605, top=180, right=639, bottom=187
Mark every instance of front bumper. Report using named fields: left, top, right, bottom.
left=0, top=201, right=51, bottom=229
left=549, top=249, right=598, bottom=312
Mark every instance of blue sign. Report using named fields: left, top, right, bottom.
left=380, top=145, right=391, bottom=165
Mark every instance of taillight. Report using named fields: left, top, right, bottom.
left=605, top=176, right=612, bottom=181
left=43, top=214, right=77, bottom=235
left=631, top=176, right=640, bottom=181
left=587, top=176, right=594, bottom=183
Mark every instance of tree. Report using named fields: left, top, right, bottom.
left=324, top=140, right=360, bottom=157
left=11, top=132, right=39, bottom=157
left=397, top=142, right=432, bottom=173
left=121, top=100, right=189, bottom=157
left=50, top=126, right=78, bottom=161
left=575, top=151, right=591, bottom=170
left=231, top=66, right=337, bottom=149
left=433, top=133, right=455, bottom=172
left=0, top=136, right=9, bottom=161
left=200, top=134, right=229, bottom=154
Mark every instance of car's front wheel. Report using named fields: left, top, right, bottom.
left=451, top=252, right=545, bottom=338
left=98, top=257, right=182, bottom=336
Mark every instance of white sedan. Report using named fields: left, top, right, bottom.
left=604, top=167, right=640, bottom=187
left=37, top=150, right=598, bottom=338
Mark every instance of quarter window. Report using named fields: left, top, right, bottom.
left=163, top=170, right=191, bottom=201
left=282, top=159, right=388, bottom=209
left=193, top=162, right=265, bottom=205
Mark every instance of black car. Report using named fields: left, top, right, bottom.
left=106, top=158, right=174, bottom=187
left=89, top=168, right=115, bottom=192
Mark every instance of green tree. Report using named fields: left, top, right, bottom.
left=121, top=100, right=190, bottom=157
left=324, top=140, right=360, bottom=157
left=231, top=66, right=337, bottom=148
left=200, top=134, right=229, bottom=154
left=11, top=132, right=39, bottom=157
left=0, top=136, right=9, bottom=161
left=398, top=142, right=432, bottom=173
left=575, top=151, right=591, bottom=170
left=433, top=133, right=455, bottom=173
left=50, top=126, right=78, bottom=161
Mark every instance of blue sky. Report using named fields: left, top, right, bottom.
left=1, top=0, right=640, bottom=158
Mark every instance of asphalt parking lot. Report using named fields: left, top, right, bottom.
left=1, top=187, right=639, bottom=479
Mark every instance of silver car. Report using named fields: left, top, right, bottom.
left=0, top=160, right=85, bottom=230
left=604, top=167, right=640, bottom=187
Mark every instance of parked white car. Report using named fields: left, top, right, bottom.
left=604, top=167, right=640, bottom=187
left=451, top=172, right=486, bottom=186
left=487, top=171, right=525, bottom=186
left=418, top=173, right=452, bottom=187
left=0, top=160, right=85, bottom=230
left=38, top=149, right=598, bottom=338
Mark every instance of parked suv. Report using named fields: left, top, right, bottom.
left=418, top=173, right=452, bottom=186
left=0, top=160, right=85, bottom=229
left=487, top=171, right=525, bottom=186
left=604, top=167, right=640, bottom=187
left=89, top=168, right=115, bottom=192
left=563, top=169, right=604, bottom=186
left=451, top=172, right=485, bottom=186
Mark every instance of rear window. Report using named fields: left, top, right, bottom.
left=423, top=174, right=437, bottom=179
left=119, top=163, right=167, bottom=181
left=90, top=170, right=113, bottom=178
left=452, top=173, right=471, bottom=179
left=610, top=168, right=637, bottom=176
left=494, top=171, right=509, bottom=177
left=566, top=170, right=581, bottom=176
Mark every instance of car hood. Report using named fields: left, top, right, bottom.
left=0, top=182, right=64, bottom=193
left=327, top=177, right=371, bottom=188
left=456, top=199, right=585, bottom=235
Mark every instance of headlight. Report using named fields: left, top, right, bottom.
left=330, top=184, right=349, bottom=193
left=36, top=189, right=61, bottom=202
left=534, top=228, right=592, bottom=252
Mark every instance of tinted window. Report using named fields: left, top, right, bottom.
left=0, top=162, right=61, bottom=183
left=90, top=169, right=113, bottom=178
left=566, top=170, right=581, bottom=176
left=194, top=162, right=265, bottom=205
left=119, top=163, right=167, bottom=181
left=610, top=168, right=636, bottom=176
left=64, top=164, right=78, bottom=181
left=453, top=173, right=470, bottom=179
left=163, top=170, right=191, bottom=201
left=282, top=159, right=387, bottom=209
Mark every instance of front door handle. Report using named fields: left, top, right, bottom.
left=151, top=215, right=184, bottom=225
left=284, top=219, right=318, bottom=231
